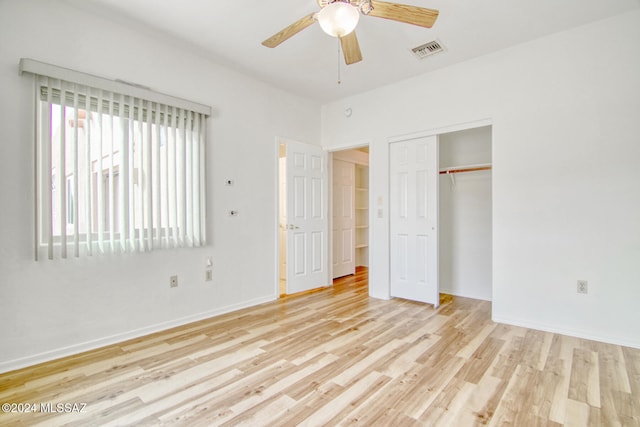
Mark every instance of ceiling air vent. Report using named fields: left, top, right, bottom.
left=411, top=40, right=445, bottom=59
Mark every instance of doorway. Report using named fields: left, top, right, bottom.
left=330, top=146, right=370, bottom=281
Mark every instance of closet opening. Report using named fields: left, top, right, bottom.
left=438, top=125, right=492, bottom=301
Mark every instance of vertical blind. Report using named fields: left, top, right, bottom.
left=21, top=59, right=210, bottom=259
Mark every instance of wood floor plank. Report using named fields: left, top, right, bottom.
left=1, top=267, right=639, bottom=426
left=569, top=348, right=601, bottom=407
left=331, top=338, right=405, bottom=387
left=458, top=370, right=504, bottom=425
left=489, top=363, right=539, bottom=426
left=565, top=398, right=591, bottom=427
left=282, top=345, right=368, bottom=401
left=270, top=382, right=345, bottom=427
left=419, top=377, right=476, bottom=426
left=221, top=393, right=296, bottom=427
left=401, top=355, right=467, bottom=418
left=455, top=336, right=505, bottom=385
left=545, top=334, right=575, bottom=424
left=298, top=371, right=388, bottom=426
left=622, top=346, right=640, bottom=396
left=323, top=373, right=393, bottom=426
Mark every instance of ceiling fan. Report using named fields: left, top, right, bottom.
left=262, top=0, right=439, bottom=65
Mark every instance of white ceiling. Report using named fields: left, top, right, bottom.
left=69, top=0, right=639, bottom=103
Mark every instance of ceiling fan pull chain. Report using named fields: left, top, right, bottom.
left=337, top=39, right=342, bottom=84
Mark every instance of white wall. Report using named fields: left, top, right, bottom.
left=439, top=127, right=492, bottom=301
left=321, top=11, right=640, bottom=348
left=0, top=0, right=320, bottom=371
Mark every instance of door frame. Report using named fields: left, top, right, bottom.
left=274, top=140, right=284, bottom=298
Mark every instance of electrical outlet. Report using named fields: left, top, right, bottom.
left=577, top=280, right=588, bottom=294
left=170, top=275, right=178, bottom=288
left=205, top=269, right=213, bottom=281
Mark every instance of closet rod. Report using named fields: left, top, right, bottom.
left=439, top=164, right=492, bottom=175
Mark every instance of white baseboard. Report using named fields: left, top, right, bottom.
left=492, top=314, right=640, bottom=350
left=0, top=295, right=275, bottom=374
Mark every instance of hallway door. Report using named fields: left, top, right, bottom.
left=285, top=140, right=328, bottom=294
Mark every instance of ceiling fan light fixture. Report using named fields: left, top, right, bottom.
left=317, top=1, right=360, bottom=37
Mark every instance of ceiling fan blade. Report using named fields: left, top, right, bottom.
left=262, top=13, right=317, bottom=48
left=368, top=0, right=439, bottom=28
left=340, top=31, right=363, bottom=65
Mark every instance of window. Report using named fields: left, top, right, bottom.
left=21, top=59, right=211, bottom=259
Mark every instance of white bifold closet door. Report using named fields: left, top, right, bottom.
left=389, top=136, right=439, bottom=307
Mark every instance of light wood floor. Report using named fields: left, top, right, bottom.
left=1, top=268, right=639, bottom=426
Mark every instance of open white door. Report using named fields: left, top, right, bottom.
left=285, top=140, right=328, bottom=294
left=389, top=136, right=439, bottom=306
left=332, top=158, right=356, bottom=278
